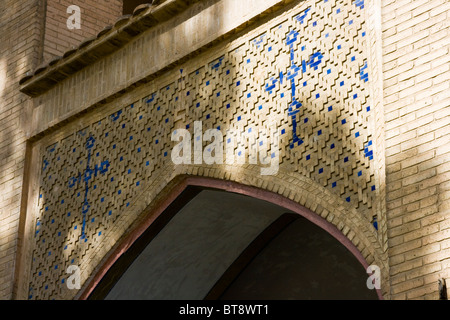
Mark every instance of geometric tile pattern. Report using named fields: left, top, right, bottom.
left=29, top=0, right=376, bottom=299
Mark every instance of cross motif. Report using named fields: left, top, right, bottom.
left=264, top=27, right=323, bottom=149
left=68, top=135, right=110, bottom=241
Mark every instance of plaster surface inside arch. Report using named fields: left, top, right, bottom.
left=79, top=176, right=382, bottom=300
left=16, top=0, right=390, bottom=301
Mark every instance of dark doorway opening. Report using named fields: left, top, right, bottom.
left=87, top=187, right=378, bottom=300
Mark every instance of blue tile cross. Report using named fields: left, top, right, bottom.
left=68, top=135, right=109, bottom=241
left=265, top=29, right=323, bottom=148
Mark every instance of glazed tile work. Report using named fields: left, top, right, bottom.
left=29, top=0, right=376, bottom=299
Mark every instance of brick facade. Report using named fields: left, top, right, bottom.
left=382, top=0, right=450, bottom=299
left=0, top=0, right=122, bottom=300
left=43, top=0, right=122, bottom=62
left=0, top=0, right=449, bottom=300
left=0, top=0, right=43, bottom=300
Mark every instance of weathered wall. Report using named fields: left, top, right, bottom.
left=382, top=0, right=450, bottom=299
left=16, top=0, right=389, bottom=300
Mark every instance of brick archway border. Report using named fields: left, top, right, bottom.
left=77, top=175, right=383, bottom=300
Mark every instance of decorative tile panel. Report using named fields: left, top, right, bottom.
left=29, top=0, right=376, bottom=299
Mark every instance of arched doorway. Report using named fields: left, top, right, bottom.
left=83, top=184, right=379, bottom=300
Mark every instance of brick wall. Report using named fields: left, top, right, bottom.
left=0, top=0, right=45, bottom=300
left=382, top=0, right=450, bottom=299
left=43, top=0, right=122, bottom=62
left=16, top=0, right=390, bottom=300
left=2, top=0, right=450, bottom=300
left=0, top=0, right=122, bottom=300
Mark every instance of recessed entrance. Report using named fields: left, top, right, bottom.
left=86, top=187, right=378, bottom=300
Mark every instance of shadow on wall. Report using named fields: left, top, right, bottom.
left=26, top=0, right=230, bottom=300
left=25, top=0, right=383, bottom=300
left=123, top=0, right=152, bottom=15
left=385, top=140, right=450, bottom=299
left=0, top=0, right=49, bottom=300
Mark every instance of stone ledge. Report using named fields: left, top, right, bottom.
left=26, top=0, right=295, bottom=140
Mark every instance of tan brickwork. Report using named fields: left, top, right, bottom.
left=17, top=0, right=389, bottom=300
left=0, top=0, right=46, bottom=300
left=382, top=0, right=450, bottom=300
left=43, top=0, right=122, bottom=63
left=1, top=0, right=449, bottom=301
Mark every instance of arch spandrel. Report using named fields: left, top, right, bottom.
left=18, top=0, right=389, bottom=300
left=76, top=171, right=386, bottom=300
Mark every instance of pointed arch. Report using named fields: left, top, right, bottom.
left=78, top=174, right=384, bottom=300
